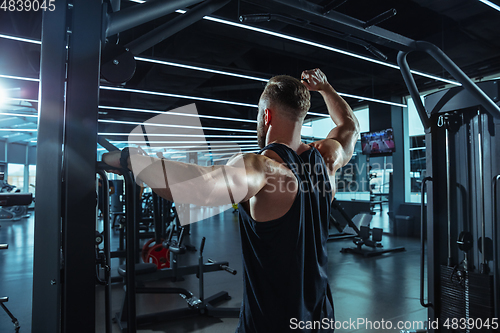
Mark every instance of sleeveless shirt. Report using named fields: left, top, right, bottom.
left=236, top=143, right=334, bottom=332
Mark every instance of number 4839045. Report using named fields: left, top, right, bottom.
left=1, top=0, right=56, bottom=12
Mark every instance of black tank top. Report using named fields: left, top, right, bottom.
left=236, top=143, right=334, bottom=333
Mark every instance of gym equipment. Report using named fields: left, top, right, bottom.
left=95, top=167, right=113, bottom=333
left=0, top=188, right=33, bottom=332
left=328, top=199, right=360, bottom=240
left=115, top=237, right=239, bottom=331
left=0, top=177, right=31, bottom=221
left=113, top=164, right=240, bottom=332
left=405, top=78, right=500, bottom=331
left=141, top=238, right=170, bottom=270
left=327, top=199, right=366, bottom=241
left=0, top=297, right=19, bottom=332
left=341, top=224, right=405, bottom=258
left=100, top=43, right=136, bottom=84
left=330, top=199, right=405, bottom=256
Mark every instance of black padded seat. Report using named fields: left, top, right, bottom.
left=118, top=263, right=157, bottom=277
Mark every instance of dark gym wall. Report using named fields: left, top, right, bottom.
left=0, top=141, right=37, bottom=165
left=28, top=146, right=37, bottom=165
left=369, top=102, right=392, bottom=132
left=7, top=143, right=28, bottom=164
left=0, top=140, right=5, bottom=162
left=368, top=98, right=407, bottom=222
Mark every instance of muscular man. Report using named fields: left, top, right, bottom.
left=103, top=68, right=359, bottom=332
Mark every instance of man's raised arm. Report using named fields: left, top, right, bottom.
left=301, top=68, right=360, bottom=174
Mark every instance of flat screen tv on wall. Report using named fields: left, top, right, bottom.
left=360, top=128, right=395, bottom=156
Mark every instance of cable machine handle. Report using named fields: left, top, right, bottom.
left=420, top=176, right=433, bottom=308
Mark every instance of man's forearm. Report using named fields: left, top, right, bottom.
left=130, top=154, right=242, bottom=206
left=320, top=84, right=357, bottom=129
left=131, top=155, right=209, bottom=203
left=320, top=84, right=360, bottom=160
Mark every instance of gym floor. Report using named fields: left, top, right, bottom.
left=0, top=204, right=426, bottom=333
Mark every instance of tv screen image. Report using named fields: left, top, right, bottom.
left=361, top=128, right=395, bottom=156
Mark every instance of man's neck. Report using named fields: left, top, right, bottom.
left=265, top=121, right=307, bottom=152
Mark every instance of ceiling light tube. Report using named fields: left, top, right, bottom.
left=135, top=56, right=269, bottom=82
left=206, top=150, right=259, bottom=157
left=100, top=86, right=258, bottom=108
left=133, top=59, right=410, bottom=107
left=98, top=119, right=256, bottom=133
left=1, top=15, right=461, bottom=89
left=307, top=112, right=330, bottom=117
left=100, top=132, right=257, bottom=138
left=160, top=146, right=259, bottom=152
left=0, top=112, right=39, bottom=118
left=175, top=9, right=460, bottom=86
left=0, top=74, right=39, bottom=82
left=108, top=140, right=258, bottom=145
left=478, top=0, right=500, bottom=12
left=0, top=129, right=37, bottom=132
left=122, top=142, right=259, bottom=148
left=0, top=34, right=41, bottom=45
left=148, top=146, right=259, bottom=155
left=99, top=105, right=258, bottom=123
left=337, top=93, right=407, bottom=108
left=7, top=98, right=39, bottom=103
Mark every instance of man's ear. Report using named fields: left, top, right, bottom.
left=264, top=108, right=272, bottom=126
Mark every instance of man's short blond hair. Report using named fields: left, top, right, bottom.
left=261, top=75, right=310, bottom=122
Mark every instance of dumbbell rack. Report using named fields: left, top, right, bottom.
left=0, top=243, right=20, bottom=331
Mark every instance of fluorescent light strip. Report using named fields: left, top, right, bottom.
left=175, top=9, right=460, bottom=86
left=147, top=149, right=258, bottom=155
left=0, top=71, right=441, bottom=111
left=0, top=34, right=41, bottom=45
left=135, top=57, right=269, bottom=82
left=212, top=157, right=237, bottom=162
left=124, top=143, right=259, bottom=149
left=99, top=105, right=258, bottom=123
left=206, top=147, right=258, bottom=154
left=308, top=112, right=330, bottom=117
left=108, top=140, right=258, bottom=144
left=7, top=98, right=39, bottom=103
left=206, top=150, right=259, bottom=157
left=0, top=112, right=38, bottom=118
left=149, top=146, right=259, bottom=155
left=0, top=129, right=37, bottom=132
left=134, top=60, right=408, bottom=108
left=479, top=0, right=500, bottom=12
left=1, top=14, right=460, bottom=88
left=98, top=119, right=256, bottom=133
left=164, top=146, right=258, bottom=153
left=337, top=93, right=407, bottom=108
left=0, top=74, right=39, bottom=82
left=100, top=86, right=257, bottom=108
left=129, top=0, right=146, bottom=3
left=101, top=133, right=256, bottom=138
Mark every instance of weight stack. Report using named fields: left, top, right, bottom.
left=440, top=265, right=494, bottom=332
